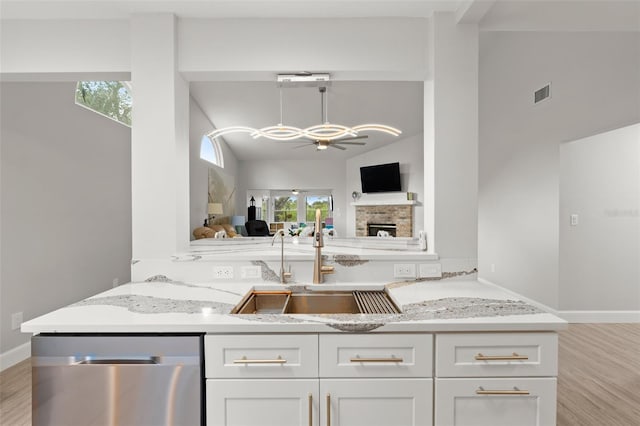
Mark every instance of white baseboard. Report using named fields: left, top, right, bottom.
left=557, top=311, right=640, bottom=323
left=477, top=277, right=640, bottom=324
left=0, top=341, right=31, bottom=372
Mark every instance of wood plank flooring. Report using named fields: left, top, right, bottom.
left=557, top=323, right=640, bottom=426
left=1, top=324, right=639, bottom=425
left=0, top=358, right=31, bottom=426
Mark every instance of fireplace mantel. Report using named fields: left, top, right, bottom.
left=351, top=200, right=417, bottom=206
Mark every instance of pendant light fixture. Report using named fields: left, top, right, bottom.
left=207, top=74, right=401, bottom=142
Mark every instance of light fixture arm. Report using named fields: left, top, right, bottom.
left=320, top=86, right=328, bottom=123
left=206, top=75, right=403, bottom=142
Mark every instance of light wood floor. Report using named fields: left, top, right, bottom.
left=1, top=324, right=639, bottom=425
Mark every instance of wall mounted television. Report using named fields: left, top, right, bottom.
left=360, top=162, right=401, bottom=193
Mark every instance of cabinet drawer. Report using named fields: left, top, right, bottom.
left=319, top=334, right=433, bottom=378
left=435, top=377, right=557, bottom=426
left=436, top=332, right=557, bottom=377
left=205, top=334, right=318, bottom=378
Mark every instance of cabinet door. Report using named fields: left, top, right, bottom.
left=435, top=378, right=556, bottom=426
left=206, top=379, right=318, bottom=426
left=320, top=379, right=432, bottom=426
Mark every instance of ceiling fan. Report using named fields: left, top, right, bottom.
left=294, top=135, right=368, bottom=151
left=291, top=86, right=369, bottom=151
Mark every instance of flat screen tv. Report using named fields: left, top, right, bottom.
left=360, top=162, right=401, bottom=193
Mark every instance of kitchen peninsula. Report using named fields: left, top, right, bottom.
left=23, top=276, right=566, bottom=426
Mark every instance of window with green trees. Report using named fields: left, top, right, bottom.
left=273, top=195, right=298, bottom=222
left=305, top=195, right=331, bottom=222
left=75, top=81, right=132, bottom=126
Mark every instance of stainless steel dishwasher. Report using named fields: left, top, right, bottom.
left=31, top=334, right=203, bottom=426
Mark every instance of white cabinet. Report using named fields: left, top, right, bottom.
left=435, top=333, right=558, bottom=426
left=321, top=379, right=433, bottom=426
left=436, top=332, right=558, bottom=377
left=205, top=332, right=559, bottom=426
left=206, top=379, right=318, bottom=426
left=320, top=333, right=432, bottom=378
left=205, top=334, right=318, bottom=378
left=435, top=378, right=556, bottom=426
left=205, top=333, right=434, bottom=426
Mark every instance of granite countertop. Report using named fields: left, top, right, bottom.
left=21, top=277, right=567, bottom=334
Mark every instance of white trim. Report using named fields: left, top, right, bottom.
left=351, top=200, right=417, bottom=206
left=0, top=341, right=31, bottom=372
left=557, top=311, right=640, bottom=323
left=478, top=278, right=640, bottom=324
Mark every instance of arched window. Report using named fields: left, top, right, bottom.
left=75, top=81, right=132, bottom=126
left=200, top=135, right=224, bottom=168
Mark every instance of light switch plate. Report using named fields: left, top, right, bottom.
left=419, top=263, right=442, bottom=278
left=241, top=265, right=261, bottom=279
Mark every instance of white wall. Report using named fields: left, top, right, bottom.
left=427, top=14, right=479, bottom=259
left=179, top=18, right=429, bottom=81
left=0, top=19, right=130, bottom=76
left=478, top=31, right=640, bottom=309
left=0, top=82, right=131, bottom=353
left=237, top=159, right=347, bottom=236
left=345, top=133, right=424, bottom=237
left=560, top=123, right=640, bottom=311
left=189, top=97, right=239, bottom=235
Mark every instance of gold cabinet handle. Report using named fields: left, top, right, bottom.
left=349, top=357, right=404, bottom=363
left=308, top=393, right=313, bottom=426
left=233, top=355, right=287, bottom=364
left=476, top=387, right=530, bottom=396
left=475, top=352, right=528, bottom=361
left=326, top=393, right=331, bottom=426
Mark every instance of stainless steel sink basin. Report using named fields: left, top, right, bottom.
left=231, top=289, right=400, bottom=315
left=285, top=292, right=360, bottom=314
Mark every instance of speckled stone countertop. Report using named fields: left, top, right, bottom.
left=21, top=278, right=566, bottom=334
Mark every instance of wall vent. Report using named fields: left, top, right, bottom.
left=534, top=83, right=551, bottom=104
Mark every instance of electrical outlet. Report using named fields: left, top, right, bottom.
left=241, top=265, right=262, bottom=279
left=394, top=264, right=416, bottom=278
left=213, top=266, right=234, bottom=279
left=11, top=312, right=23, bottom=330
left=418, top=263, right=442, bottom=278
left=112, top=278, right=119, bottom=288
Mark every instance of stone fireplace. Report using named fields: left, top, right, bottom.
left=355, top=205, right=412, bottom=237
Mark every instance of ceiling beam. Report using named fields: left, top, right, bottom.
left=455, top=0, right=496, bottom=24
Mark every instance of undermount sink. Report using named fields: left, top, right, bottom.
left=231, top=289, right=400, bottom=315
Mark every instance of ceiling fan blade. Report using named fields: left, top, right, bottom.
left=328, top=144, right=347, bottom=150
left=335, top=135, right=369, bottom=142
left=292, top=143, right=314, bottom=149
left=336, top=142, right=366, bottom=146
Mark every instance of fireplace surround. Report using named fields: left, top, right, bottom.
left=355, top=205, right=412, bottom=237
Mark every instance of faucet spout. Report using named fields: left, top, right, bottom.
left=271, top=229, right=291, bottom=284
left=312, top=209, right=334, bottom=283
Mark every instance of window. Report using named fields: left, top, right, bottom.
left=75, top=81, right=132, bottom=126
left=273, top=195, right=298, bottom=222
left=305, top=195, right=331, bottom=222
left=200, top=135, right=224, bottom=167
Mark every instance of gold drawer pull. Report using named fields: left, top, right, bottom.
left=233, top=355, right=287, bottom=364
left=308, top=393, right=313, bottom=426
left=475, top=352, right=528, bottom=361
left=350, top=357, right=404, bottom=363
left=476, top=387, right=530, bottom=396
left=326, top=393, right=331, bottom=426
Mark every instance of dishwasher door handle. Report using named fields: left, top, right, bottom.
left=76, top=358, right=158, bottom=365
